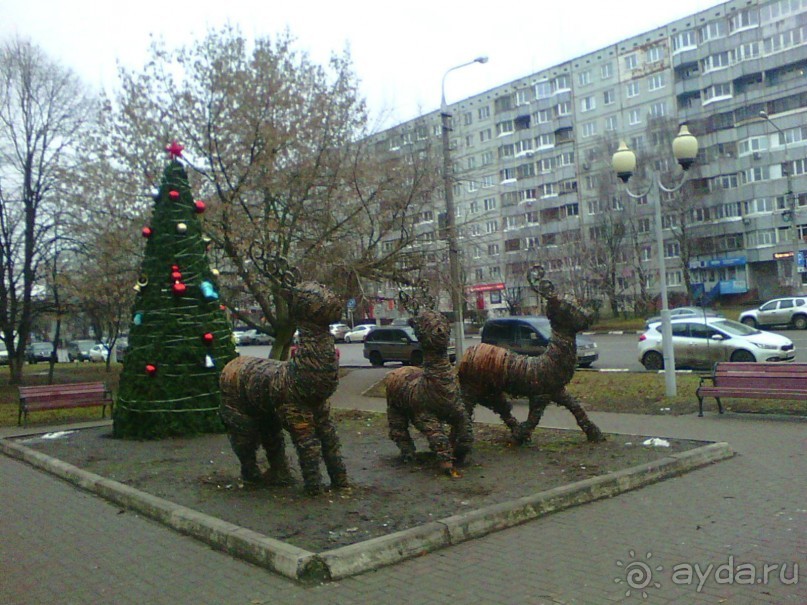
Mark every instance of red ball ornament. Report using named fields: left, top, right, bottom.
left=194, top=200, right=206, bottom=213
left=169, top=190, right=180, bottom=201
left=142, top=227, right=152, bottom=238
left=171, top=271, right=182, bottom=281
left=202, top=332, right=214, bottom=345
left=171, top=264, right=180, bottom=271
left=145, top=364, right=157, bottom=376
left=172, top=281, right=187, bottom=296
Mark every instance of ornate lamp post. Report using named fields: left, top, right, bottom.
left=759, top=110, right=799, bottom=293
left=441, top=56, right=488, bottom=359
left=612, top=124, right=699, bottom=397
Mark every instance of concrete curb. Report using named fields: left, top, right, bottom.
left=0, top=435, right=733, bottom=583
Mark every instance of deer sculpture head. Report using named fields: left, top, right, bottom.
left=399, top=285, right=450, bottom=354
left=271, top=258, right=343, bottom=328
left=528, top=265, right=593, bottom=334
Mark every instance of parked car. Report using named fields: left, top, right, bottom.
left=638, top=316, right=796, bottom=370
left=644, top=306, right=723, bottom=329
left=0, top=341, right=8, bottom=365
left=239, top=329, right=273, bottom=345
left=329, top=323, right=351, bottom=342
left=343, top=324, right=375, bottom=343
left=480, top=316, right=598, bottom=368
left=363, top=325, right=456, bottom=367
left=738, top=297, right=807, bottom=330
left=26, top=342, right=55, bottom=364
left=89, top=343, right=110, bottom=363
left=115, top=338, right=129, bottom=363
left=67, top=339, right=99, bottom=362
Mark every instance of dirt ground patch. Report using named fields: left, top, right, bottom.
left=19, top=410, right=707, bottom=552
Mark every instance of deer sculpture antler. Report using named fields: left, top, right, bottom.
left=398, top=280, right=436, bottom=317
left=527, top=265, right=556, bottom=300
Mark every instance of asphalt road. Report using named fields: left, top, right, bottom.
left=239, top=327, right=807, bottom=371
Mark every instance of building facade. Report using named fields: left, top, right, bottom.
left=371, top=0, right=807, bottom=318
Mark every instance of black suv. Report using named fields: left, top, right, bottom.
left=363, top=325, right=456, bottom=367
left=480, top=316, right=598, bottom=368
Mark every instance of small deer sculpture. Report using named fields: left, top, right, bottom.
left=385, top=289, right=473, bottom=476
left=458, top=266, right=604, bottom=444
left=219, top=265, right=348, bottom=495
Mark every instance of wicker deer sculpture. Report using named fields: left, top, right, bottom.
left=458, top=266, right=604, bottom=444
left=219, top=266, right=348, bottom=495
left=385, top=289, right=473, bottom=476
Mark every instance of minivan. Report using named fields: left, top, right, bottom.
left=480, top=316, right=598, bottom=368
left=363, top=325, right=456, bottom=367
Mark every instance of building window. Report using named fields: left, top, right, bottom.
left=665, top=242, right=680, bottom=258
left=649, top=102, right=666, bottom=118
left=481, top=151, right=494, bottom=165
left=463, top=112, right=473, bottom=126
left=489, top=266, right=501, bottom=278
left=703, top=83, right=732, bottom=104
left=624, top=54, right=638, bottom=70
left=478, top=106, right=490, bottom=119
left=729, top=8, right=758, bottom=33
left=515, top=89, right=530, bottom=105
left=537, top=133, right=555, bottom=149
left=646, top=46, right=663, bottom=63
left=480, top=128, right=492, bottom=142
left=699, top=21, right=725, bottom=43
left=738, top=136, right=768, bottom=156
left=701, top=51, right=731, bottom=73
left=536, top=108, right=551, bottom=123
left=648, top=73, right=666, bottom=91
left=578, top=70, right=591, bottom=86
left=541, top=183, right=557, bottom=198
left=555, top=101, right=571, bottom=117
left=488, top=243, right=500, bottom=256
left=672, top=30, right=697, bottom=53
left=496, top=120, right=515, bottom=136
left=626, top=81, right=640, bottom=98
left=629, top=108, right=642, bottom=125
left=485, top=220, right=498, bottom=234
left=603, top=89, right=615, bottom=105
left=505, top=238, right=521, bottom=251
left=580, top=95, right=596, bottom=112
left=581, top=121, right=597, bottom=138
left=484, top=198, right=497, bottom=211
left=601, top=63, right=613, bottom=79
left=558, top=151, right=575, bottom=166
left=552, top=75, right=570, bottom=93
left=605, top=115, right=618, bottom=131
left=534, top=80, right=552, bottom=99
left=504, top=216, right=521, bottom=230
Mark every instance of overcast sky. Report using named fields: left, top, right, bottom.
left=3, top=0, right=722, bottom=128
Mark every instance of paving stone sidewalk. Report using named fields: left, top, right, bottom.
left=1, top=369, right=804, bottom=605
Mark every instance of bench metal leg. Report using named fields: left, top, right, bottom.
left=716, top=397, right=724, bottom=414
left=697, top=395, right=704, bottom=417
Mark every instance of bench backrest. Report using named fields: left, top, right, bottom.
left=19, top=382, right=110, bottom=403
left=713, top=363, right=807, bottom=390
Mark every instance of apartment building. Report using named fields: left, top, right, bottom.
left=371, top=0, right=807, bottom=318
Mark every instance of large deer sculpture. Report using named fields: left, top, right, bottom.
left=219, top=266, right=348, bottom=495
left=458, top=266, right=605, bottom=444
left=385, top=290, right=473, bottom=476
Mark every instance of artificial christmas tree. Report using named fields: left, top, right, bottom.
left=114, top=142, right=237, bottom=438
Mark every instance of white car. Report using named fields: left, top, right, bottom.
left=89, top=343, right=110, bottom=363
left=638, top=316, right=795, bottom=370
left=343, top=324, right=375, bottom=343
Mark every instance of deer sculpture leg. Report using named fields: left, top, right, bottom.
left=517, top=394, right=554, bottom=444
left=259, top=418, right=294, bottom=485
left=471, top=392, right=523, bottom=442
left=448, top=407, right=474, bottom=466
left=312, top=403, right=349, bottom=488
left=409, top=412, right=454, bottom=472
left=280, top=406, right=330, bottom=495
left=554, top=388, right=605, bottom=442
left=387, top=403, right=417, bottom=462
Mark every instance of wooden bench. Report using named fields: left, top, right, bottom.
left=18, top=382, right=113, bottom=427
left=696, top=362, right=807, bottom=417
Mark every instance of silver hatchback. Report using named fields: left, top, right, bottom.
left=739, top=297, right=807, bottom=330
left=638, top=317, right=796, bottom=370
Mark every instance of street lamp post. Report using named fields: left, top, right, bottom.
left=759, top=110, right=799, bottom=294
left=441, top=56, right=488, bottom=359
left=612, top=124, right=699, bottom=398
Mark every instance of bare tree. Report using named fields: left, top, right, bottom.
left=101, top=27, right=436, bottom=358
left=0, top=37, right=96, bottom=382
